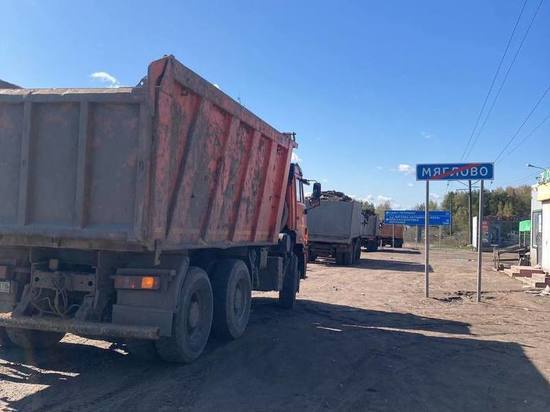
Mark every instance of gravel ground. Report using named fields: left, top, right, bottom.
left=0, top=247, right=549, bottom=411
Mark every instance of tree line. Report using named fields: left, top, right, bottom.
left=360, top=185, right=532, bottom=237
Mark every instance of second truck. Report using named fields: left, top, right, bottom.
left=307, top=191, right=366, bottom=265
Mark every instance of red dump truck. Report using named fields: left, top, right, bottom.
left=0, top=56, right=320, bottom=363
left=378, top=223, right=404, bottom=248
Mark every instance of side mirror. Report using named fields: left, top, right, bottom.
left=312, top=182, right=321, bottom=199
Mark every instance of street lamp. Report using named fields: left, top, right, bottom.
left=526, top=163, right=547, bottom=171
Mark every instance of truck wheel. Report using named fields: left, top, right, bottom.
left=395, top=240, right=403, bottom=248
left=5, top=328, right=64, bottom=349
left=367, top=240, right=378, bottom=252
left=211, top=259, right=251, bottom=340
left=156, top=266, right=213, bottom=363
left=336, top=246, right=353, bottom=266
left=279, top=254, right=299, bottom=309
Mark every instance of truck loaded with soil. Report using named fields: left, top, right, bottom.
left=0, top=55, right=320, bottom=363
left=306, top=191, right=365, bottom=265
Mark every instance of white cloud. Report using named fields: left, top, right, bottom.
left=397, top=164, right=414, bottom=175
left=90, top=71, right=120, bottom=87
left=291, top=152, right=302, bottom=163
left=421, top=131, right=434, bottom=140
left=377, top=195, right=392, bottom=203
left=349, top=194, right=376, bottom=203
left=430, top=193, right=440, bottom=200
left=407, top=182, right=414, bottom=187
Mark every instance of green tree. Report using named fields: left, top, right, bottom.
left=375, top=200, right=392, bottom=220
left=414, top=200, right=439, bottom=211
left=361, top=201, right=376, bottom=217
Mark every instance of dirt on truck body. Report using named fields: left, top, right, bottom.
left=0, top=55, right=320, bottom=362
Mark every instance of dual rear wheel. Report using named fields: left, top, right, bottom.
left=156, top=260, right=253, bottom=363
left=335, top=240, right=361, bottom=266
left=156, top=255, right=300, bottom=363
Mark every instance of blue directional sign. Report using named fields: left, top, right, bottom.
left=416, top=163, right=494, bottom=181
left=385, top=210, right=451, bottom=226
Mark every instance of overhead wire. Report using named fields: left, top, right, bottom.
left=464, top=0, right=545, bottom=160
left=494, top=81, right=550, bottom=162
left=506, top=110, right=550, bottom=156
left=460, top=0, right=529, bottom=160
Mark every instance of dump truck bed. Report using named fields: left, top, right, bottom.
left=307, top=200, right=363, bottom=244
left=0, top=56, right=295, bottom=252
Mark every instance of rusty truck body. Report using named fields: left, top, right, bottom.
left=378, top=223, right=404, bottom=248
left=0, top=56, right=319, bottom=363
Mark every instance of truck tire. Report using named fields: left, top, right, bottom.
left=336, top=245, right=353, bottom=266
left=366, top=240, right=378, bottom=252
left=279, top=253, right=299, bottom=309
left=5, top=328, right=64, bottom=349
left=395, top=240, right=403, bottom=248
left=156, top=266, right=213, bottom=363
left=211, top=259, right=251, bottom=340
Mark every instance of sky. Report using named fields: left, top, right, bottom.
left=1, top=0, right=549, bottom=209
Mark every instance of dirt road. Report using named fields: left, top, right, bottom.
left=1, top=247, right=549, bottom=411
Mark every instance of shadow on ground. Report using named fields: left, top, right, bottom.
left=372, top=247, right=421, bottom=255
left=359, top=258, right=433, bottom=273
left=312, top=257, right=432, bottom=273
left=0, top=298, right=548, bottom=411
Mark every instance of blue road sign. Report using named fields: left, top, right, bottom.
left=385, top=210, right=451, bottom=226
left=416, top=163, right=494, bottom=181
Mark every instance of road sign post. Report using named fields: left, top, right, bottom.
left=477, top=180, right=484, bottom=303
left=416, top=162, right=494, bottom=301
left=425, top=181, right=429, bottom=298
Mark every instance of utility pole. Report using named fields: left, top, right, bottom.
left=476, top=180, right=484, bottom=303
left=425, top=181, right=429, bottom=298
left=449, top=193, right=453, bottom=236
left=468, top=180, right=473, bottom=245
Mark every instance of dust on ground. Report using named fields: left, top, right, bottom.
left=1, top=247, right=549, bottom=411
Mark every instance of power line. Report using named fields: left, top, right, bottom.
left=464, top=0, right=545, bottom=160
left=506, top=110, right=550, bottom=155
left=509, top=171, right=541, bottom=185
left=460, top=0, right=528, bottom=160
left=494, top=80, right=550, bottom=162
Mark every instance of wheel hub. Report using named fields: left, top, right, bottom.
left=188, top=297, right=201, bottom=330
left=233, top=283, right=244, bottom=317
